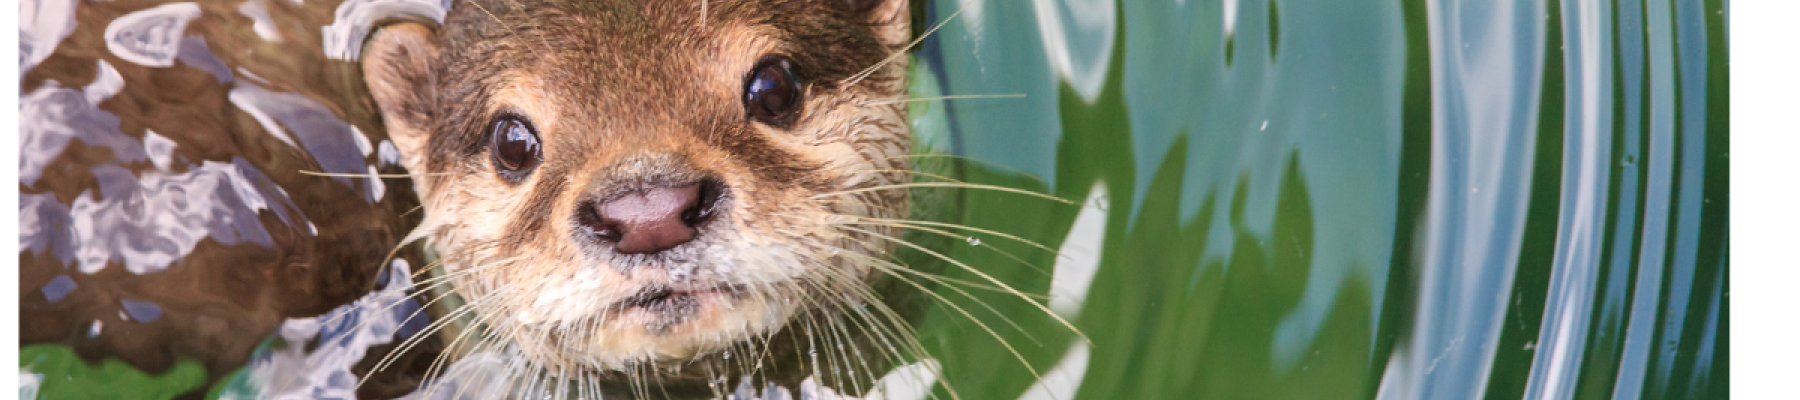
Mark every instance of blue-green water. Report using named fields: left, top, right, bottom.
left=899, top=0, right=1726, bottom=399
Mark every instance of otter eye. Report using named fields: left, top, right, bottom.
left=744, top=58, right=802, bottom=125
left=488, top=115, right=541, bottom=179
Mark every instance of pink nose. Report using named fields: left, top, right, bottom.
left=592, top=184, right=703, bottom=254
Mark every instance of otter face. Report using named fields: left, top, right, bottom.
left=363, top=0, right=911, bottom=374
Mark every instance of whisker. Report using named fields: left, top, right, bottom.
left=364, top=285, right=515, bottom=386
left=874, top=153, right=1052, bottom=186
left=838, top=216, right=1061, bottom=273
left=780, top=216, right=1051, bottom=300
left=815, top=182, right=1077, bottom=205
left=859, top=93, right=1026, bottom=107
left=465, top=1, right=528, bottom=55
left=498, top=0, right=557, bottom=57
left=296, top=170, right=453, bottom=178
left=797, top=235, right=1009, bottom=379
left=840, top=225, right=1091, bottom=345
left=827, top=244, right=1050, bottom=386
left=320, top=250, right=510, bottom=339
left=417, top=308, right=502, bottom=398
left=836, top=168, right=964, bottom=185
left=829, top=242, right=1045, bottom=347
left=842, top=0, right=977, bottom=87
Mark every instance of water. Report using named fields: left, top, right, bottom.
left=17, top=0, right=1728, bottom=399
left=904, top=0, right=1727, bottom=398
left=19, top=0, right=431, bottom=398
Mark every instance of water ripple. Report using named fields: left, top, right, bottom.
left=228, top=82, right=381, bottom=202
left=246, top=260, right=422, bottom=400
left=20, top=73, right=142, bottom=188
left=69, top=159, right=299, bottom=274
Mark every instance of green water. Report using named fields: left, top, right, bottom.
left=898, top=0, right=1728, bottom=399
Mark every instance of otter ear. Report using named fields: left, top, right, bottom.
left=362, top=22, right=438, bottom=174
left=847, top=0, right=910, bottom=49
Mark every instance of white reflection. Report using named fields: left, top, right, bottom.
left=18, top=372, right=42, bottom=400
left=143, top=129, right=178, bottom=172
left=254, top=260, right=420, bottom=400
left=70, top=160, right=292, bottom=274
left=239, top=0, right=285, bottom=42
left=83, top=60, right=125, bottom=104
left=228, top=86, right=301, bottom=149
left=1378, top=0, right=1549, bottom=398
left=104, top=3, right=202, bottom=68
left=322, top=0, right=451, bottom=60
left=378, top=140, right=404, bottom=167
left=1015, top=340, right=1090, bottom=400
left=20, top=71, right=140, bottom=187
left=229, top=82, right=383, bottom=202
left=20, top=0, right=77, bottom=76
left=1224, top=0, right=1238, bottom=36
left=1032, top=0, right=1116, bottom=101
left=862, top=360, right=940, bottom=400
left=1050, top=182, right=1108, bottom=317
left=1524, top=0, right=1612, bottom=398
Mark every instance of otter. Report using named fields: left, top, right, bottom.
left=359, top=0, right=920, bottom=396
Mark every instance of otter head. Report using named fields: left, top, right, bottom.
left=362, top=0, right=912, bottom=377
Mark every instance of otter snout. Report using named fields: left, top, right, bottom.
left=589, top=184, right=704, bottom=254
left=576, top=174, right=725, bottom=256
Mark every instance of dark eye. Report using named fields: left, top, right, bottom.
left=488, top=115, right=541, bottom=180
left=744, top=58, right=802, bottom=125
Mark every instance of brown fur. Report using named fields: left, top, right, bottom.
left=363, top=0, right=913, bottom=395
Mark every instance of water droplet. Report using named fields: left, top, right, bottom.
left=966, top=237, right=981, bottom=246
left=1260, top=120, right=1269, bottom=131
left=88, top=320, right=104, bottom=338
left=1621, top=154, right=1638, bottom=166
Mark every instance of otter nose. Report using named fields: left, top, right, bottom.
left=590, top=184, right=706, bottom=254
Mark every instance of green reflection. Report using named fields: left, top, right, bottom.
left=20, top=345, right=208, bottom=400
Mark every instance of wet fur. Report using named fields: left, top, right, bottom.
left=363, top=0, right=914, bottom=396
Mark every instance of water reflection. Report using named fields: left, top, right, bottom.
left=1380, top=1, right=1549, bottom=398
left=921, top=0, right=1726, bottom=398
left=20, top=0, right=422, bottom=396
left=75, top=160, right=302, bottom=274
left=19, top=0, right=77, bottom=76
left=1523, top=1, right=1613, bottom=397
left=104, top=3, right=203, bottom=68
left=228, top=83, right=384, bottom=203
left=321, top=0, right=451, bottom=60
left=229, top=260, right=428, bottom=400
left=20, top=69, right=137, bottom=187
left=1028, top=0, right=1115, bottom=101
